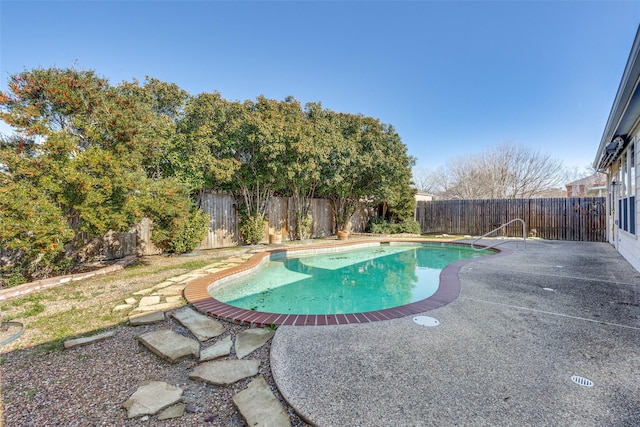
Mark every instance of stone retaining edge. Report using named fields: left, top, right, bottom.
left=0, top=255, right=138, bottom=301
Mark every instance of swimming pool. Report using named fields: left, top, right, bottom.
left=183, top=240, right=502, bottom=326
left=211, top=243, right=487, bottom=314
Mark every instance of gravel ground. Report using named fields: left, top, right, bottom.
left=0, top=310, right=311, bottom=426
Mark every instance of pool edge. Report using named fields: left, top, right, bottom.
left=183, top=240, right=509, bottom=327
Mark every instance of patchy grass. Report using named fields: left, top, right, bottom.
left=0, top=247, right=250, bottom=351
left=1, top=294, right=52, bottom=321
left=176, top=259, right=211, bottom=270
left=120, top=258, right=213, bottom=279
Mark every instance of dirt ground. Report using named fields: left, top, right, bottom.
left=0, top=246, right=311, bottom=426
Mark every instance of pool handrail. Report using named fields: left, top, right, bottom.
left=471, top=218, right=526, bottom=251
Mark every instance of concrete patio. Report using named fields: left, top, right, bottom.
left=271, top=240, right=640, bottom=426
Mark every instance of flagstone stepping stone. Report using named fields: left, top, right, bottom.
left=172, top=307, right=226, bottom=341
left=132, top=288, right=154, bottom=296
left=129, top=311, right=165, bottom=326
left=165, top=295, right=183, bottom=304
left=131, top=302, right=179, bottom=313
left=113, top=304, right=132, bottom=311
left=139, top=329, right=199, bottom=363
left=157, top=403, right=186, bottom=420
left=235, top=328, right=275, bottom=359
left=139, top=296, right=161, bottom=307
left=153, top=281, right=174, bottom=290
left=64, top=331, right=115, bottom=349
left=155, top=284, right=186, bottom=296
left=125, top=297, right=137, bottom=305
left=122, top=381, right=183, bottom=419
left=189, top=359, right=260, bottom=385
left=233, top=376, right=291, bottom=427
left=168, top=273, right=196, bottom=283
left=200, top=335, right=233, bottom=361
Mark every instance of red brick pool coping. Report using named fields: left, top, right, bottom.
left=184, top=240, right=509, bottom=327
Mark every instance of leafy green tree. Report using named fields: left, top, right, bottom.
left=317, top=112, right=416, bottom=232
left=369, top=123, right=417, bottom=222
left=168, top=91, right=240, bottom=197
left=277, top=99, right=331, bottom=240
left=0, top=134, right=74, bottom=281
left=220, top=96, right=291, bottom=242
left=0, top=68, right=208, bottom=281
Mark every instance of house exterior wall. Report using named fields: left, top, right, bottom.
left=607, top=132, right=640, bottom=271
left=566, top=184, right=586, bottom=197
left=594, top=25, right=640, bottom=272
left=415, top=192, right=433, bottom=202
left=565, top=173, right=607, bottom=197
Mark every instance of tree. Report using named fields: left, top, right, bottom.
left=369, top=123, right=416, bottom=221
left=412, top=167, right=438, bottom=194
left=172, top=92, right=240, bottom=196
left=282, top=101, right=333, bottom=239
left=0, top=68, right=207, bottom=281
left=434, top=142, right=565, bottom=199
left=563, top=164, right=596, bottom=184
left=319, top=113, right=416, bottom=231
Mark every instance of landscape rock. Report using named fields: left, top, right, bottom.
left=131, top=302, right=180, bottom=313
left=155, top=284, right=186, bottom=296
left=233, top=376, right=291, bottom=427
left=172, top=307, right=226, bottom=341
left=138, top=296, right=161, bottom=307
left=189, top=359, right=260, bottom=385
left=152, top=281, right=174, bottom=289
left=235, top=328, right=275, bottom=359
left=122, top=381, right=183, bottom=419
left=200, top=335, right=233, bottom=361
left=63, top=331, right=115, bottom=349
left=165, top=295, right=183, bottom=304
left=139, top=329, right=199, bottom=363
left=129, top=311, right=165, bottom=326
left=157, top=403, right=186, bottom=420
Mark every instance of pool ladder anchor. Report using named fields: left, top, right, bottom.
left=471, top=218, right=526, bottom=251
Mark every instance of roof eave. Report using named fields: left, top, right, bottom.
left=594, top=25, right=640, bottom=171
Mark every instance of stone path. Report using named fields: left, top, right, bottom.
left=65, top=253, right=290, bottom=426
left=112, top=256, right=254, bottom=314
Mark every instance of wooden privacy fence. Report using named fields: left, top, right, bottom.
left=196, top=193, right=372, bottom=249
left=415, top=197, right=607, bottom=242
left=81, top=192, right=374, bottom=259
left=4, top=195, right=607, bottom=263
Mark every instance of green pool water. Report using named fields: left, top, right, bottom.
left=210, top=243, right=490, bottom=315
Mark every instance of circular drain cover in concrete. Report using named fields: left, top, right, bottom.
left=413, top=316, right=439, bottom=327
left=571, top=375, right=594, bottom=387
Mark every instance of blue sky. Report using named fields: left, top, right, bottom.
left=1, top=1, right=640, bottom=173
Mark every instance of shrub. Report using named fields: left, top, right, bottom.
left=296, top=213, right=313, bottom=240
left=0, top=270, right=27, bottom=288
left=164, top=208, right=210, bottom=254
left=395, top=219, right=422, bottom=234
left=239, top=214, right=267, bottom=245
left=367, top=217, right=422, bottom=234
left=368, top=217, right=391, bottom=234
